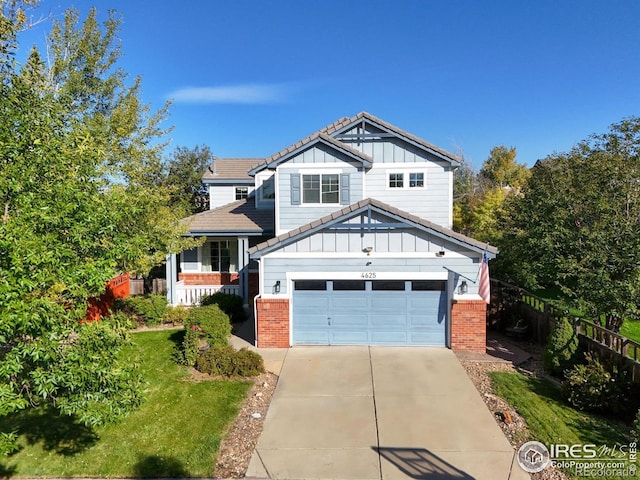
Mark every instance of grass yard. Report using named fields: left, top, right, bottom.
left=489, top=371, right=632, bottom=480
left=0, top=330, right=251, bottom=478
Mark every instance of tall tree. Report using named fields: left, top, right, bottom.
left=453, top=146, right=529, bottom=243
left=498, top=117, right=640, bottom=332
left=165, top=145, right=213, bottom=214
left=0, top=3, right=197, bottom=454
left=479, top=145, right=530, bottom=189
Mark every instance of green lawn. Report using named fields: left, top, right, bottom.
left=0, top=330, right=251, bottom=478
left=490, top=371, right=632, bottom=480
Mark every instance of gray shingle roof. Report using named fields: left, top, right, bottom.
left=248, top=111, right=460, bottom=175
left=249, top=198, right=497, bottom=257
left=181, top=199, right=274, bottom=235
left=202, top=158, right=262, bottom=182
left=248, top=133, right=373, bottom=175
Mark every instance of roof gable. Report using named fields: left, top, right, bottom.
left=248, top=133, right=372, bottom=175
left=329, top=112, right=461, bottom=166
left=249, top=198, right=497, bottom=258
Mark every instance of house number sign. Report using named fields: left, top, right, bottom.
left=361, top=272, right=377, bottom=279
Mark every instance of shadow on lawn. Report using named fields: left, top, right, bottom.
left=0, top=406, right=98, bottom=456
left=133, top=454, right=190, bottom=478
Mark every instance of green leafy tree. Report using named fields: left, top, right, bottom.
left=498, top=117, right=640, bottom=332
left=165, top=145, right=213, bottom=214
left=0, top=3, right=198, bottom=454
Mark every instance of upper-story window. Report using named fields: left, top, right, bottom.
left=409, top=172, right=424, bottom=188
left=389, top=172, right=425, bottom=189
left=235, top=186, right=249, bottom=200
left=389, top=173, right=404, bottom=188
left=303, top=174, right=339, bottom=204
left=260, top=176, right=275, bottom=201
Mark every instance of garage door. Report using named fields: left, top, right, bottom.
left=292, top=279, right=447, bottom=346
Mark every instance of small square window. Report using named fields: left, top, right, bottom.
left=235, top=186, right=249, bottom=200
left=389, top=173, right=404, bottom=188
left=410, top=172, right=424, bottom=188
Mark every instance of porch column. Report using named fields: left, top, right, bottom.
left=166, top=253, right=177, bottom=306
left=237, top=237, right=249, bottom=306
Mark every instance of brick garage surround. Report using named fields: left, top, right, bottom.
left=256, top=298, right=290, bottom=348
left=450, top=299, right=487, bottom=353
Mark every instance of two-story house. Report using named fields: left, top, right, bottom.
left=166, top=112, right=497, bottom=352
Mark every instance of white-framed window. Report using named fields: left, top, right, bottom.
left=201, top=240, right=238, bottom=273
left=235, top=186, right=249, bottom=200
left=303, top=173, right=339, bottom=204
left=389, top=173, right=404, bottom=188
left=388, top=171, right=425, bottom=189
left=409, top=172, right=424, bottom=188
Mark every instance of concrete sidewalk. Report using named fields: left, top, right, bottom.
left=246, top=347, right=529, bottom=480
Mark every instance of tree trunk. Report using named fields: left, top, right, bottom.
left=605, top=314, right=623, bottom=333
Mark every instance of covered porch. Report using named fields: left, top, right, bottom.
left=166, top=199, right=274, bottom=306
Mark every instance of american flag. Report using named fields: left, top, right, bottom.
left=478, top=251, right=491, bottom=304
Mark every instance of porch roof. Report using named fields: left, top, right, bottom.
left=180, top=199, right=274, bottom=236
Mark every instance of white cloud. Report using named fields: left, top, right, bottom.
left=168, top=83, right=289, bottom=104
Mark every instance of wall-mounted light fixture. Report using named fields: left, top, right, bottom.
left=273, top=280, right=281, bottom=294
left=458, top=281, right=468, bottom=295
left=363, top=246, right=374, bottom=256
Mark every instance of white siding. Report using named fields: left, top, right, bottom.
left=364, top=163, right=451, bottom=228
left=209, top=185, right=254, bottom=209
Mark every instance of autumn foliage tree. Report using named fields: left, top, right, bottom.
left=453, top=146, right=529, bottom=244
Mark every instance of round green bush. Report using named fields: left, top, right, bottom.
left=196, top=345, right=265, bottom=377
left=563, top=353, right=640, bottom=418
left=543, top=317, right=579, bottom=376
left=185, top=304, right=231, bottom=346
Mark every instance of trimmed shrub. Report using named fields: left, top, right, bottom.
left=176, top=305, right=231, bottom=366
left=176, top=328, right=200, bottom=366
left=196, top=345, right=265, bottom=377
left=185, top=304, right=231, bottom=346
left=563, top=353, right=640, bottom=419
left=163, top=305, right=189, bottom=325
left=115, top=294, right=168, bottom=326
left=543, top=317, right=579, bottom=376
left=200, top=292, right=247, bottom=323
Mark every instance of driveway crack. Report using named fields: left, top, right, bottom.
left=368, top=346, right=383, bottom=480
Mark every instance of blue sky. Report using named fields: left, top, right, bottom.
left=18, top=0, right=640, bottom=168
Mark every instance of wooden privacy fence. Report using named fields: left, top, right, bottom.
left=129, top=278, right=167, bottom=296
left=491, top=279, right=640, bottom=381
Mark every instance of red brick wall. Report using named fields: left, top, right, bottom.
left=256, top=298, right=290, bottom=348
left=451, top=299, right=487, bottom=353
left=178, top=272, right=239, bottom=285
left=249, top=272, right=259, bottom=297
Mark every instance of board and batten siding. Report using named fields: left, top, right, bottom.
left=278, top=211, right=469, bottom=254
left=276, top=145, right=364, bottom=234
left=261, top=256, right=479, bottom=297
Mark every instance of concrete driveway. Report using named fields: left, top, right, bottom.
left=246, top=347, right=529, bottom=480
